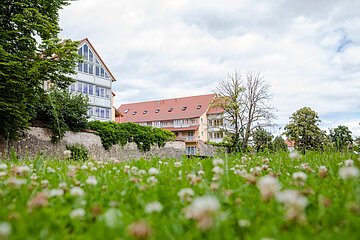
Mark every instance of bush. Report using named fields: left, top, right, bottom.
left=66, top=144, right=89, bottom=161
left=87, top=121, right=175, bottom=151
left=31, top=88, right=89, bottom=142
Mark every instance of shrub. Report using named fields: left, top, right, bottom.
left=66, top=144, right=89, bottom=161
left=87, top=121, right=175, bottom=151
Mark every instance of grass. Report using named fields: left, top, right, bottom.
left=0, top=151, right=359, bottom=239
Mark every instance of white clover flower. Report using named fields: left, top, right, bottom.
left=276, top=190, right=308, bottom=222
left=174, top=161, right=182, bottom=168
left=212, top=166, right=224, bottom=175
left=0, top=222, right=12, bottom=238
left=318, top=166, right=328, bottom=178
left=46, top=167, right=56, bottom=173
left=16, top=165, right=31, bottom=175
left=86, top=176, right=98, bottom=186
left=185, top=195, right=220, bottom=219
left=212, top=158, right=224, bottom=166
left=49, top=189, right=64, bottom=197
left=58, top=182, right=67, bottom=189
left=145, top=201, right=163, bottom=213
left=0, top=164, right=8, bottom=170
left=234, top=169, right=247, bottom=177
left=70, top=208, right=85, bottom=219
left=338, top=166, right=359, bottom=180
left=197, top=170, right=205, bottom=176
left=289, top=151, right=301, bottom=160
left=178, top=188, right=195, bottom=202
left=0, top=172, right=6, bottom=178
left=80, top=164, right=89, bottom=170
left=138, top=170, right=147, bottom=176
left=124, top=165, right=131, bottom=173
left=158, top=160, right=163, bottom=164
left=70, top=187, right=85, bottom=197
left=257, top=175, right=281, bottom=200
left=147, top=176, right=158, bottom=185
left=63, top=150, right=71, bottom=159
left=131, top=166, right=138, bottom=174
left=148, top=168, right=159, bottom=175
left=7, top=178, right=27, bottom=187
left=344, top=159, right=354, bottom=167
left=238, top=219, right=251, bottom=227
left=261, top=165, right=269, bottom=171
left=41, top=180, right=49, bottom=188
left=292, top=172, right=307, bottom=182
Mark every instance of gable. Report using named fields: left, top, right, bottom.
left=77, top=38, right=116, bottom=82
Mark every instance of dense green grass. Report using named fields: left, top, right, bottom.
left=0, top=151, right=359, bottom=239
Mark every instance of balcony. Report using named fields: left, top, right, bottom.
left=175, top=136, right=197, bottom=142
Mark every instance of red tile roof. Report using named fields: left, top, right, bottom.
left=79, top=38, right=116, bottom=82
left=207, top=107, right=224, bottom=114
left=118, top=94, right=216, bottom=122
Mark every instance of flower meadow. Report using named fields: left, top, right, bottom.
left=0, top=152, right=359, bottom=239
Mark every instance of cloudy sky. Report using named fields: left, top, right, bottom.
left=59, top=0, right=360, bottom=136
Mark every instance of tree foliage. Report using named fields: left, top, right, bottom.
left=284, top=107, right=326, bottom=153
left=87, top=121, right=175, bottom=151
left=272, top=136, right=288, bottom=152
left=214, top=71, right=276, bottom=152
left=253, top=127, right=273, bottom=152
left=329, top=125, right=353, bottom=151
left=0, top=0, right=79, bottom=139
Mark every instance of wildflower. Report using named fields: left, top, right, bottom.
left=124, top=165, right=131, bottom=173
left=234, top=169, right=247, bottom=177
left=7, top=178, right=27, bottom=188
left=262, top=158, right=270, bottom=164
left=250, top=167, right=261, bottom=176
left=80, top=164, right=88, bottom=170
left=127, top=221, right=152, bottom=239
left=276, top=190, right=308, bottom=222
left=138, top=170, right=147, bottom=176
left=186, top=173, right=202, bottom=185
left=212, top=158, right=224, bottom=166
left=58, top=182, right=67, bottom=189
left=158, top=160, right=163, bottom=164
left=148, top=168, right=159, bottom=175
left=0, top=172, right=6, bottom=178
left=146, top=176, right=158, bottom=185
left=238, top=219, right=251, bottom=227
left=338, top=166, right=359, bottom=180
left=86, top=176, right=98, bottom=186
left=15, top=165, right=31, bottom=176
left=318, top=166, right=328, bottom=178
left=27, top=192, right=48, bottom=210
left=261, top=165, right=269, bottom=171
left=344, top=159, right=354, bottom=167
left=0, top=163, right=7, bottom=170
left=178, top=188, right=195, bottom=202
left=292, top=172, right=307, bottom=182
left=49, top=189, right=64, bottom=197
left=184, top=195, right=220, bottom=230
left=0, top=222, right=11, bottom=239
left=70, top=187, right=85, bottom=197
left=145, top=202, right=163, bottom=213
left=63, top=150, right=71, bottom=159
left=70, top=208, right=85, bottom=219
left=257, top=175, right=281, bottom=201
left=174, top=161, right=182, bottom=168
left=210, top=182, right=219, bottom=191
left=41, top=180, right=49, bottom=188
left=197, top=170, right=205, bottom=176
left=131, top=166, right=139, bottom=174
left=289, top=151, right=301, bottom=160
left=46, top=167, right=56, bottom=173
left=212, top=166, right=223, bottom=175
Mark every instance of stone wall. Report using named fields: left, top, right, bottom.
left=0, top=127, right=187, bottom=161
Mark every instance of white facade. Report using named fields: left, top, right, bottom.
left=207, top=113, right=225, bottom=143
left=69, top=40, right=115, bottom=121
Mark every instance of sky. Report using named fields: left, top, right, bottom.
left=59, top=0, right=360, bottom=136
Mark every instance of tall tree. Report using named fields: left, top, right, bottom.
left=272, top=136, right=288, bottom=152
left=329, top=125, right=353, bottom=151
left=214, top=71, right=276, bottom=151
left=284, top=107, right=325, bottom=154
left=253, top=127, right=273, bottom=152
left=0, top=0, right=80, bottom=139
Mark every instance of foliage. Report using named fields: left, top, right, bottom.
left=0, top=0, right=80, bottom=139
left=66, top=144, right=89, bottom=161
left=214, top=71, right=276, bottom=152
left=87, top=121, right=175, bottom=151
left=32, top=88, right=89, bottom=142
left=284, top=107, right=326, bottom=154
left=0, top=152, right=359, bottom=239
left=329, top=125, right=353, bottom=151
left=252, top=127, right=273, bottom=152
left=272, top=136, right=288, bottom=152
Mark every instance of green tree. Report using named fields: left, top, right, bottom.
left=284, top=107, right=324, bottom=154
left=0, top=0, right=79, bottom=139
left=253, top=127, right=273, bottom=152
left=329, top=125, right=353, bottom=151
left=272, top=136, right=288, bottom=152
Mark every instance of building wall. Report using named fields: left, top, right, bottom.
left=198, top=112, right=208, bottom=142
left=207, top=113, right=225, bottom=143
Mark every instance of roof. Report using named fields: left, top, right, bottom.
left=285, top=139, right=295, bottom=147
left=118, top=94, right=216, bottom=122
left=207, top=107, right=224, bottom=114
left=79, top=38, right=116, bottom=82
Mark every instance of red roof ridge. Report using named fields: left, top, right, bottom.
left=79, top=38, right=116, bottom=82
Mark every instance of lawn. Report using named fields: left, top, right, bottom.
left=0, top=151, right=359, bottom=239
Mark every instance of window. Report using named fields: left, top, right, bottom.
left=143, top=110, right=148, bottom=114
left=95, top=107, right=100, bottom=117
left=95, top=66, right=100, bottom=76
left=89, top=64, right=93, bottom=74
left=101, top=88, right=105, bottom=97
left=182, top=106, right=187, bottom=111
left=89, top=84, right=94, bottom=95
left=77, top=62, right=82, bottom=71
left=96, top=86, right=100, bottom=96
left=89, top=50, right=93, bottom=62
left=100, top=68, right=105, bottom=77
left=132, top=111, right=137, bottom=115
left=106, top=109, right=110, bottom=119
left=88, top=107, right=94, bottom=116
left=168, top=108, right=173, bottom=112
left=100, top=108, right=105, bottom=118
left=70, top=83, right=76, bottom=92
left=197, top=105, right=202, bottom=109
left=124, top=109, right=129, bottom=114
left=83, top=44, right=88, bottom=60
left=77, top=82, right=82, bottom=92
left=83, top=83, right=88, bottom=94
left=106, top=89, right=110, bottom=98
left=186, top=146, right=196, bottom=155
left=155, top=109, right=160, bottom=113
left=83, top=63, right=88, bottom=73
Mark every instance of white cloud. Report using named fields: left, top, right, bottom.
left=59, top=0, right=360, bottom=136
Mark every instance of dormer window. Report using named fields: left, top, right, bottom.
left=132, top=111, right=137, bottom=115
left=143, top=110, right=148, bottom=114
left=168, top=108, right=173, bottom=112
left=197, top=105, right=202, bottom=109
left=182, top=106, right=187, bottom=111
left=155, top=109, right=160, bottom=113
left=124, top=109, right=129, bottom=114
